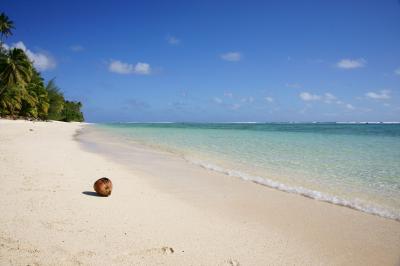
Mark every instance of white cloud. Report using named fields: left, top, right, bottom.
left=109, top=60, right=151, bottom=75
left=241, top=96, right=254, bottom=103
left=324, top=93, right=337, bottom=103
left=220, top=52, right=241, bottom=62
left=167, top=35, right=180, bottom=45
left=265, top=96, right=274, bottom=103
left=299, top=92, right=321, bottom=101
left=336, top=58, right=366, bottom=69
left=365, top=90, right=391, bottom=100
left=213, top=97, right=222, bottom=104
left=109, top=60, right=133, bottom=74
left=299, top=91, right=356, bottom=110
left=70, top=45, right=84, bottom=52
left=394, top=68, right=400, bottom=76
left=11, top=41, right=56, bottom=71
left=224, top=92, right=233, bottom=98
left=1, top=43, right=9, bottom=50
left=230, top=103, right=241, bottom=110
left=134, top=62, right=151, bottom=75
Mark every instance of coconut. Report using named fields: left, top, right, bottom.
left=93, top=177, right=113, bottom=197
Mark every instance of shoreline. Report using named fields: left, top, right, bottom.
left=78, top=123, right=400, bottom=264
left=1, top=120, right=400, bottom=265
left=81, top=124, right=400, bottom=222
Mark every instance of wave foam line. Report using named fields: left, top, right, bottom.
left=185, top=158, right=400, bottom=222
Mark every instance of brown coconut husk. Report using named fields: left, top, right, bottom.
left=93, top=177, right=113, bottom=197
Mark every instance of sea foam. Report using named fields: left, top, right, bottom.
left=185, top=157, right=400, bottom=221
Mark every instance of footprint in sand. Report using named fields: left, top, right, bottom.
left=225, top=258, right=240, bottom=266
left=112, top=246, right=175, bottom=263
left=119, top=246, right=175, bottom=257
left=145, top=246, right=174, bottom=255
left=161, top=246, right=174, bottom=254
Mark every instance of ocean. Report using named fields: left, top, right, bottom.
left=91, top=123, right=400, bottom=221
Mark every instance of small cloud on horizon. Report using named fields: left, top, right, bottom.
left=230, top=103, right=241, bottom=110
left=213, top=97, right=223, bottom=104
left=324, top=93, right=337, bottom=103
left=70, top=45, right=84, bottom=52
left=365, top=90, right=391, bottom=100
left=220, top=52, right=241, bottom=62
left=336, top=58, right=366, bottom=69
left=265, top=96, right=274, bottom=103
left=241, top=96, right=254, bottom=103
left=166, top=35, right=180, bottom=45
left=123, top=98, right=150, bottom=110
left=224, top=91, right=233, bottom=98
left=300, top=92, right=356, bottom=110
left=108, top=60, right=151, bottom=75
left=299, top=92, right=321, bottom=101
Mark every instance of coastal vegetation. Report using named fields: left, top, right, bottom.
left=0, top=12, right=83, bottom=122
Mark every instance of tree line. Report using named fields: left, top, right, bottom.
left=0, top=12, right=84, bottom=122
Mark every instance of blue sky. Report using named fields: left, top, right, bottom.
left=2, top=0, right=400, bottom=122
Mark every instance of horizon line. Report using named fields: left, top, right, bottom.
left=96, top=121, right=400, bottom=124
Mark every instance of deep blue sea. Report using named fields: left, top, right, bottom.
left=95, top=123, right=400, bottom=220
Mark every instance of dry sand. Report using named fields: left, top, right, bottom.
left=0, top=119, right=399, bottom=265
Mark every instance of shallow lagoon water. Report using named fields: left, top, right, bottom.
left=95, top=123, right=400, bottom=220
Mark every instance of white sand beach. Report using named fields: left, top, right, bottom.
left=1, top=119, right=399, bottom=265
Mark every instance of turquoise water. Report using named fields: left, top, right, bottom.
left=95, top=123, right=400, bottom=220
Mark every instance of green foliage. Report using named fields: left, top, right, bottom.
left=46, top=79, right=65, bottom=120
left=0, top=48, right=34, bottom=118
left=0, top=48, right=32, bottom=93
left=62, top=101, right=84, bottom=122
left=0, top=86, right=24, bottom=117
left=45, top=79, right=85, bottom=122
left=0, top=12, right=84, bottom=122
left=22, top=69, right=50, bottom=119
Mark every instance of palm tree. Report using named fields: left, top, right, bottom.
left=0, top=48, right=33, bottom=96
left=46, top=79, right=65, bottom=120
left=0, top=12, right=14, bottom=44
left=0, top=85, right=24, bottom=117
left=23, top=69, right=49, bottom=119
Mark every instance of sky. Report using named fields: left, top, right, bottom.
left=2, top=0, right=400, bottom=122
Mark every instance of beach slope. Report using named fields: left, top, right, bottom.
left=0, top=120, right=399, bottom=265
